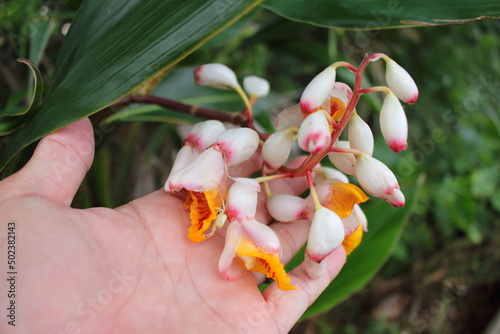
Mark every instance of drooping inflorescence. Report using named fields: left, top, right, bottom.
left=164, top=54, right=418, bottom=290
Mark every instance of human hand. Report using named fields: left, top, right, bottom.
left=0, top=118, right=346, bottom=334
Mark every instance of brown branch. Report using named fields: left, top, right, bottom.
left=108, top=94, right=247, bottom=126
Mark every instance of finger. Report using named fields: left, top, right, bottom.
left=262, top=247, right=347, bottom=333
left=9, top=118, right=94, bottom=206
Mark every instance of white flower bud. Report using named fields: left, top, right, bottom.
left=243, top=76, right=270, bottom=97
left=226, top=178, right=261, bottom=222
left=380, top=92, right=408, bottom=153
left=274, top=104, right=303, bottom=130
left=194, top=63, right=240, bottom=90
left=348, top=113, right=374, bottom=156
left=262, top=128, right=295, bottom=173
left=328, top=140, right=356, bottom=175
left=306, top=207, right=345, bottom=262
left=267, top=194, right=306, bottom=222
left=215, top=128, right=259, bottom=166
left=385, top=59, right=418, bottom=104
left=298, top=110, right=331, bottom=154
left=300, top=66, right=336, bottom=114
left=185, top=120, right=225, bottom=151
left=355, top=154, right=405, bottom=207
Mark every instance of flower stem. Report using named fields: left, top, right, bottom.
left=306, top=171, right=323, bottom=211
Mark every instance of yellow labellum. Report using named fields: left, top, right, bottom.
left=324, top=183, right=369, bottom=219
left=236, top=238, right=296, bottom=291
left=331, top=97, right=346, bottom=121
left=342, top=224, right=363, bottom=255
left=185, top=189, right=223, bottom=243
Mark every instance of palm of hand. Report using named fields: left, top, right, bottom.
left=0, top=119, right=345, bottom=334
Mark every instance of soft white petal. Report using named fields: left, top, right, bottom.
left=164, top=145, right=198, bottom=192
left=314, top=166, right=349, bottom=184
left=304, top=255, right=327, bottom=279
left=274, top=104, right=303, bottom=130
left=216, top=128, right=260, bottom=166
left=218, top=221, right=245, bottom=280
left=168, top=147, right=225, bottom=192
left=242, top=219, right=281, bottom=255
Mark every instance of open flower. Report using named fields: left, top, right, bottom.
left=219, top=219, right=296, bottom=290
left=166, top=127, right=260, bottom=242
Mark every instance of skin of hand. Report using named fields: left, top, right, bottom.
left=0, top=118, right=346, bottom=334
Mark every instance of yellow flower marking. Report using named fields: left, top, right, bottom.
left=236, top=237, right=296, bottom=291
left=324, top=183, right=369, bottom=219
left=342, top=224, right=363, bottom=255
left=330, top=96, right=346, bottom=121
left=184, top=189, right=223, bottom=243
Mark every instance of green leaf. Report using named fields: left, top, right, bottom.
left=263, top=0, right=500, bottom=29
left=0, top=0, right=263, bottom=172
left=0, top=59, right=43, bottom=118
left=29, top=16, right=57, bottom=65
left=297, top=179, right=421, bottom=319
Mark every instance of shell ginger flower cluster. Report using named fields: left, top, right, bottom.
left=164, top=53, right=418, bottom=291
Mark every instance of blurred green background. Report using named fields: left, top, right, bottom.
left=1, top=1, right=499, bottom=333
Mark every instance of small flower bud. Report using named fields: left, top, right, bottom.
left=306, top=207, right=345, bottom=262
left=267, top=194, right=306, bottom=222
left=385, top=59, right=418, bottom=104
left=215, top=128, right=259, bottom=166
left=194, top=63, right=240, bottom=90
left=300, top=66, right=336, bottom=114
left=185, top=120, right=226, bottom=151
left=328, top=140, right=356, bottom=175
left=226, top=178, right=261, bottom=222
left=274, top=104, right=303, bottom=130
left=243, top=76, right=270, bottom=97
left=262, top=128, right=295, bottom=173
left=380, top=92, right=408, bottom=153
left=355, top=154, right=405, bottom=207
left=298, top=110, right=331, bottom=154
left=348, top=113, right=374, bottom=156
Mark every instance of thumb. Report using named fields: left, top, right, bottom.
left=10, top=118, right=95, bottom=206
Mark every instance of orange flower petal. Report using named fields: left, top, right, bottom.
left=323, top=182, right=369, bottom=219
left=236, top=237, right=296, bottom=291
left=342, top=223, right=363, bottom=255
left=331, top=96, right=346, bottom=121
left=185, top=189, right=223, bottom=243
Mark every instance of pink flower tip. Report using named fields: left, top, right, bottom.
left=388, top=140, right=408, bottom=153
left=300, top=100, right=315, bottom=114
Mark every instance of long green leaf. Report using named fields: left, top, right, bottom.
left=263, top=0, right=500, bottom=29
left=0, top=0, right=263, bottom=172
